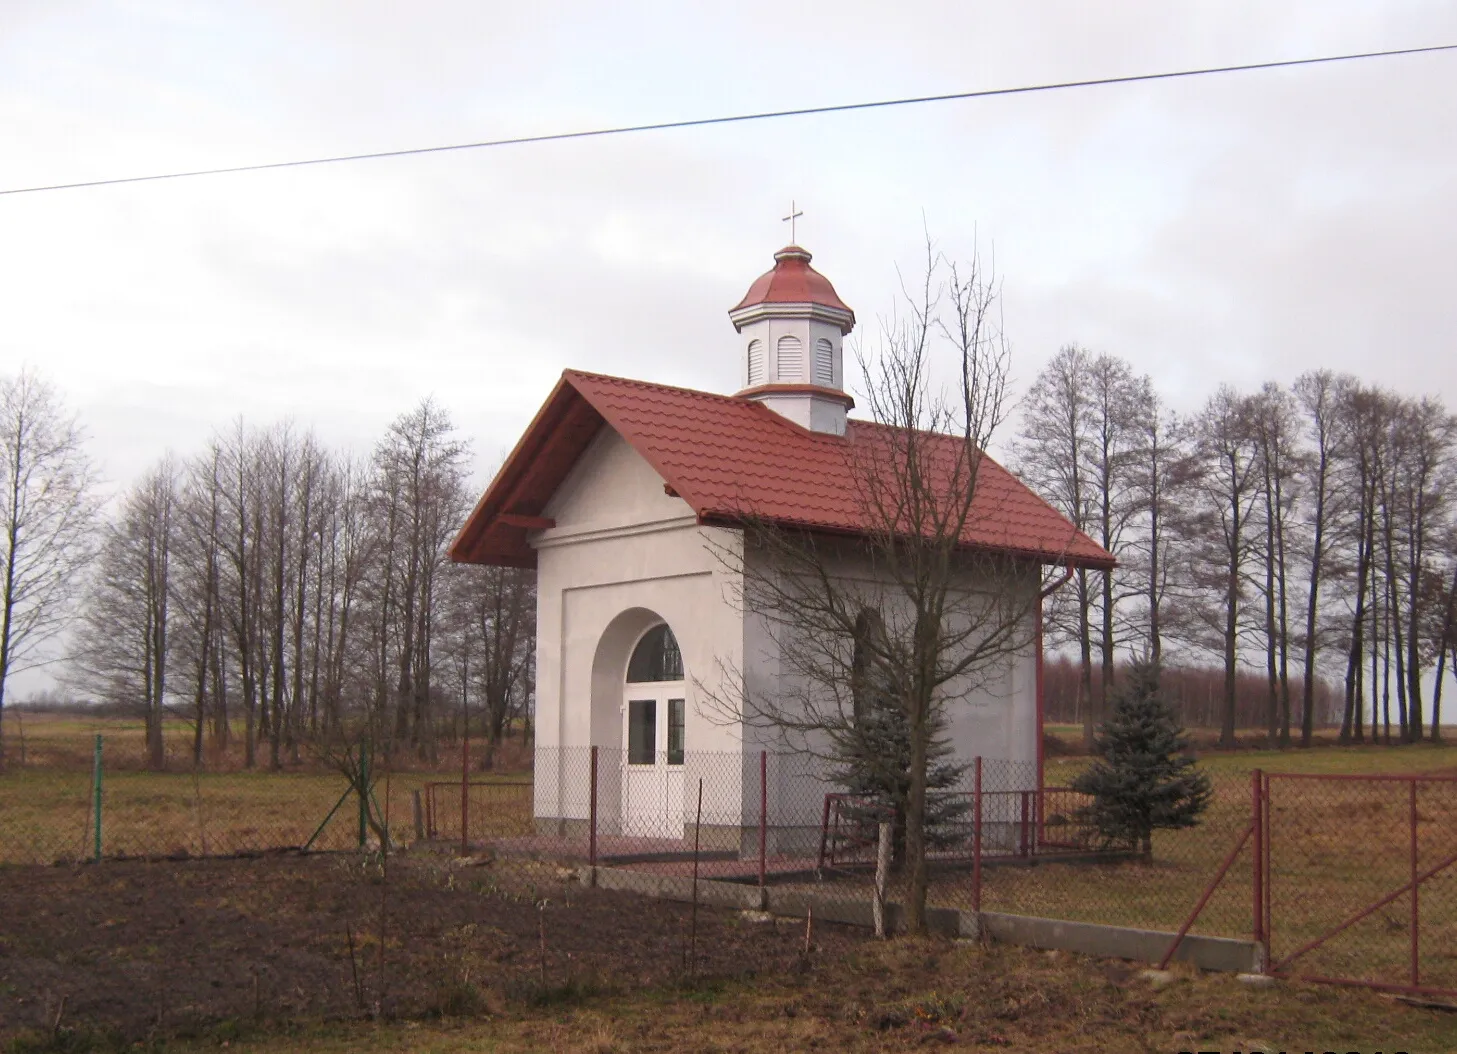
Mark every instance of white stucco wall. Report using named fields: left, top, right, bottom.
left=529, top=425, right=745, bottom=827
left=739, top=540, right=1040, bottom=799
left=522, top=421, right=1041, bottom=840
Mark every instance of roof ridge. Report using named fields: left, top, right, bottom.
left=562, top=369, right=752, bottom=409
left=564, top=368, right=855, bottom=448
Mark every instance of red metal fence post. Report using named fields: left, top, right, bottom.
left=589, top=745, right=599, bottom=869
left=1252, top=769, right=1265, bottom=962
left=758, top=750, right=767, bottom=888
left=1263, top=771, right=1272, bottom=959
left=461, top=712, right=471, bottom=855
left=972, top=756, right=983, bottom=914
left=816, top=794, right=834, bottom=870
left=1410, top=779, right=1419, bottom=987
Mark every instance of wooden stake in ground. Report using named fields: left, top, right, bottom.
left=49, top=994, right=66, bottom=1040
left=537, top=899, right=549, bottom=993
left=345, top=923, right=364, bottom=1010
left=804, top=904, right=814, bottom=956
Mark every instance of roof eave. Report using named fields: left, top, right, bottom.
left=449, top=373, right=600, bottom=566
left=696, top=511, right=1116, bottom=570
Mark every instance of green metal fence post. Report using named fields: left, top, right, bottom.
left=92, top=734, right=103, bottom=862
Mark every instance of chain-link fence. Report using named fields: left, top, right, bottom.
left=7, top=735, right=1452, bottom=998
left=981, top=766, right=1258, bottom=938
left=436, top=746, right=1259, bottom=942
left=0, top=734, right=440, bottom=864
left=1265, top=773, right=1457, bottom=995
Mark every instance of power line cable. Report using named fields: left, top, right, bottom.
left=3, top=41, right=1455, bottom=198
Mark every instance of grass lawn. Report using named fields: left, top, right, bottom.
left=0, top=713, right=532, bottom=865
left=147, top=939, right=1457, bottom=1054
left=996, top=740, right=1457, bottom=991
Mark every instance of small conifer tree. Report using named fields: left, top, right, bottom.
left=831, top=693, right=970, bottom=860
left=1071, top=660, right=1212, bottom=856
left=831, top=609, right=969, bottom=861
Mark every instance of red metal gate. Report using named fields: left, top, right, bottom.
left=1261, top=771, right=1457, bottom=997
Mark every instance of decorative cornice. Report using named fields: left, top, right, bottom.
left=727, top=299, right=855, bottom=334
left=531, top=514, right=701, bottom=550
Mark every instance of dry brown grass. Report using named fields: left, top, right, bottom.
left=5, top=714, right=1455, bottom=995
left=151, top=938, right=1457, bottom=1054
left=0, top=714, right=532, bottom=865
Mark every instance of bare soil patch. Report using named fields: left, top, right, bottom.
left=0, top=853, right=861, bottom=1045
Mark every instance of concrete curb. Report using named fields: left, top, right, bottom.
left=579, top=867, right=1259, bottom=973
left=976, top=911, right=1260, bottom=973
left=763, top=888, right=973, bottom=938
left=588, top=866, right=767, bottom=910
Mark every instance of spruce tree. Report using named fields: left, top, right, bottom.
left=1071, top=660, right=1212, bottom=856
left=832, top=609, right=968, bottom=860
left=831, top=695, right=970, bottom=860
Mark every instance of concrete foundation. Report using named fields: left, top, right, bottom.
left=976, top=911, right=1261, bottom=974
left=575, top=866, right=1261, bottom=974
left=591, top=866, right=766, bottom=910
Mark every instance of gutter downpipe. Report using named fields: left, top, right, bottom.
left=1036, top=563, right=1077, bottom=817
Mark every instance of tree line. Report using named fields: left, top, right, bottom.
left=0, top=372, right=534, bottom=771
left=3, top=344, right=1454, bottom=771
left=1016, top=348, right=1457, bottom=747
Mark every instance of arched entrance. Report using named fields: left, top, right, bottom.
left=621, top=622, right=686, bottom=835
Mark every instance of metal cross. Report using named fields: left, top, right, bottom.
left=782, top=200, right=803, bottom=243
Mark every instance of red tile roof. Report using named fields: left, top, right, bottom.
left=730, top=245, right=855, bottom=324
left=450, top=370, right=1114, bottom=571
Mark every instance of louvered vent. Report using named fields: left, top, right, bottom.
left=747, top=339, right=766, bottom=386
left=776, top=335, right=803, bottom=381
left=814, top=338, right=835, bottom=387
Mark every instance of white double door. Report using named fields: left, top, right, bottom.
left=622, top=683, right=685, bottom=837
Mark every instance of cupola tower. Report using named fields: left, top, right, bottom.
left=729, top=245, right=855, bottom=435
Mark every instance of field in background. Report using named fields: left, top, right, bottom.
left=0, top=711, right=530, bottom=864
left=0, top=709, right=532, bottom=774
left=1044, top=720, right=1457, bottom=756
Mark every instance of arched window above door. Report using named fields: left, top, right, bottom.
left=626, top=623, right=684, bottom=683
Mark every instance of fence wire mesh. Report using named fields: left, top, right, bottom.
left=1266, top=773, right=1457, bottom=994
left=0, top=743, right=440, bottom=864
left=10, top=734, right=1454, bottom=1001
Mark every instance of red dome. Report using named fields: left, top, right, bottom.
left=731, top=245, right=855, bottom=322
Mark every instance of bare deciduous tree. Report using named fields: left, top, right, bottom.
left=1250, top=382, right=1303, bottom=746
left=708, top=242, right=1070, bottom=932
left=1292, top=370, right=1344, bottom=747
left=371, top=399, right=471, bottom=761
left=0, top=371, right=99, bottom=768
left=1187, top=386, right=1262, bottom=748
left=69, top=458, right=178, bottom=769
left=1126, top=380, right=1190, bottom=668
left=1016, top=345, right=1098, bottom=744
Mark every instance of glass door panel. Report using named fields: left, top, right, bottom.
left=627, top=699, right=656, bottom=765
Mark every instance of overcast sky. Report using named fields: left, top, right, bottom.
left=3, top=0, right=1456, bottom=495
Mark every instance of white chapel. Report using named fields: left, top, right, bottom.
left=450, top=242, right=1112, bottom=847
